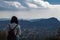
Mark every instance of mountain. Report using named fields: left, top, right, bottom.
left=0, top=17, right=59, bottom=30
left=20, top=17, right=60, bottom=28
left=20, top=17, right=60, bottom=37
left=0, top=17, right=60, bottom=37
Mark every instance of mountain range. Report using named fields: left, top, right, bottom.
left=0, top=17, right=60, bottom=37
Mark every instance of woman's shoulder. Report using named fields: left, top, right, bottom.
left=7, top=23, right=20, bottom=27
left=12, top=23, right=20, bottom=28
left=17, top=24, right=20, bottom=28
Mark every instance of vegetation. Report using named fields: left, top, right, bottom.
left=0, top=27, right=60, bottom=40
left=0, top=31, right=7, bottom=40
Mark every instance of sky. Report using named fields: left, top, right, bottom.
left=0, top=0, right=60, bottom=20
left=44, top=0, right=60, bottom=4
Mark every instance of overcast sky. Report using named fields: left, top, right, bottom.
left=0, top=0, right=60, bottom=20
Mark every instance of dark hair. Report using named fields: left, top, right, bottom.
left=10, top=16, right=18, bottom=24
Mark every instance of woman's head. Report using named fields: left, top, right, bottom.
left=10, top=16, right=18, bottom=24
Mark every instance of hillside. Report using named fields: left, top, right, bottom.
left=0, top=17, right=60, bottom=40
left=0, top=17, right=59, bottom=35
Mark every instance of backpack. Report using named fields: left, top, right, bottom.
left=7, top=24, right=17, bottom=40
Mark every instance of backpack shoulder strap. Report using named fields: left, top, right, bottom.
left=13, top=24, right=18, bottom=30
left=8, top=24, right=11, bottom=30
left=9, top=24, right=18, bottom=31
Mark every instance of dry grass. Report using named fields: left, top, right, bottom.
left=0, top=30, right=58, bottom=40
left=0, top=31, right=7, bottom=40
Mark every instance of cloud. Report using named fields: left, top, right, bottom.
left=0, top=1, right=25, bottom=10
left=0, top=0, right=60, bottom=20
left=0, top=8, right=60, bottom=20
left=27, top=0, right=60, bottom=8
left=0, top=0, right=60, bottom=10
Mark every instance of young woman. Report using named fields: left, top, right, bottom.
left=7, top=16, right=21, bottom=40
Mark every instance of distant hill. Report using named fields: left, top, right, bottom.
left=20, top=17, right=60, bottom=37
left=20, top=17, right=60, bottom=29
left=0, top=17, right=60, bottom=37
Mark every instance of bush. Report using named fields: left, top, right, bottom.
left=0, top=31, right=7, bottom=40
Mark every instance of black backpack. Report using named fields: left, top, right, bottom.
left=7, top=24, right=17, bottom=40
